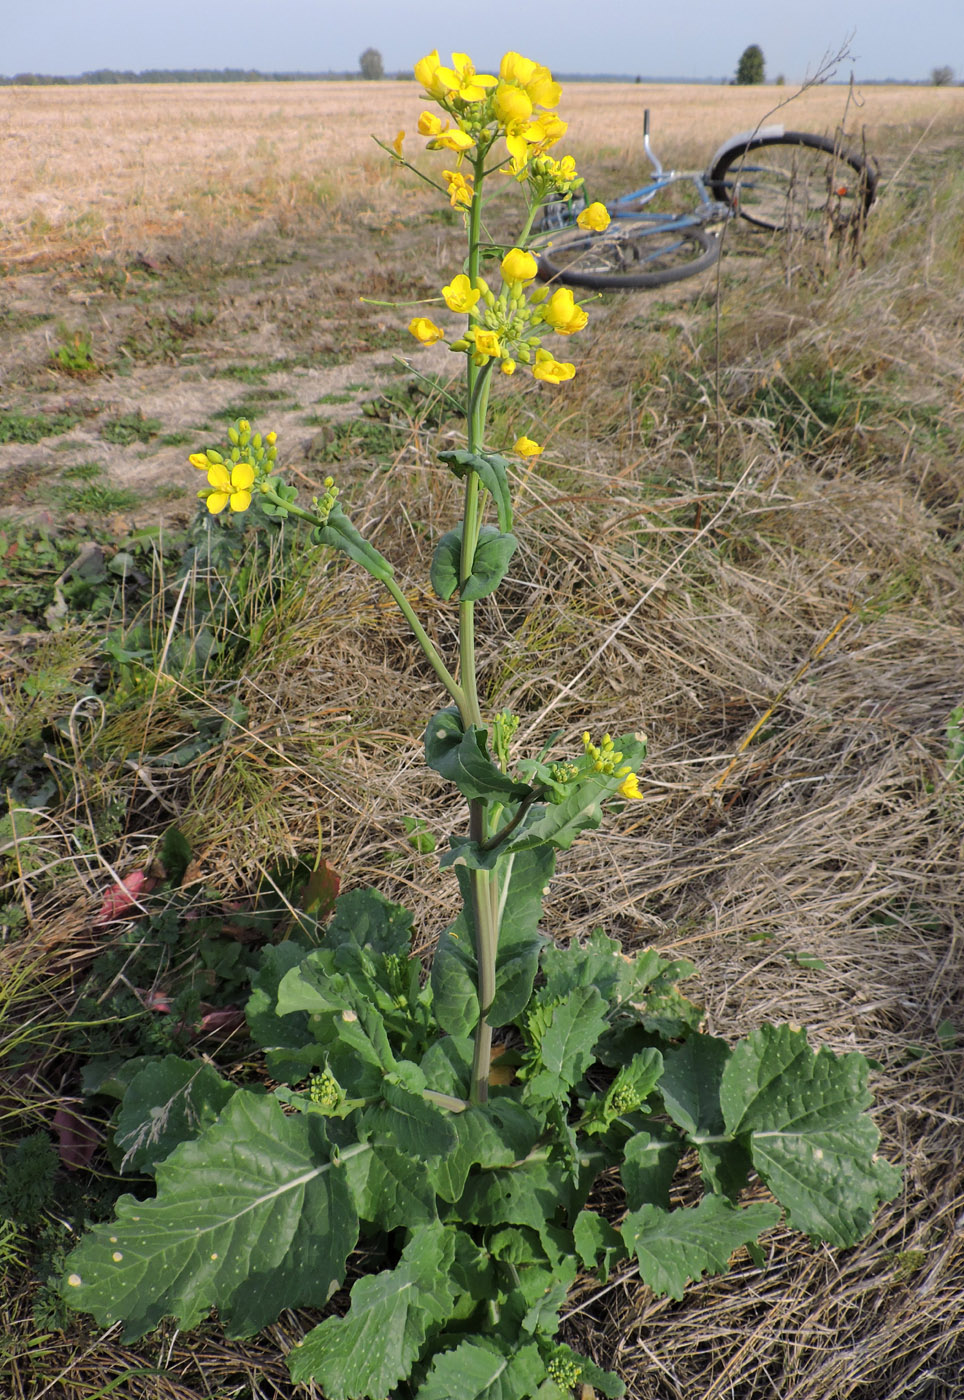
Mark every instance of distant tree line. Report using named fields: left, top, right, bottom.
left=0, top=67, right=393, bottom=86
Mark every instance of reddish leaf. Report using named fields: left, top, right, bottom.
left=96, top=870, right=157, bottom=925
left=301, top=859, right=340, bottom=920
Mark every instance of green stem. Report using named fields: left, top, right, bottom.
left=461, top=159, right=503, bottom=1107
left=260, top=489, right=464, bottom=711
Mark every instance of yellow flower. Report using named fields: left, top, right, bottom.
left=532, top=349, right=575, bottom=384
left=514, top=436, right=543, bottom=457
left=392, top=130, right=405, bottom=156
left=531, top=111, right=568, bottom=147
left=498, top=52, right=562, bottom=109
left=541, top=287, right=588, bottom=335
left=442, top=169, right=474, bottom=207
left=494, top=82, right=533, bottom=125
left=617, top=772, right=643, bottom=800
left=577, top=201, right=611, bottom=232
left=442, top=273, right=481, bottom=313
left=417, top=110, right=444, bottom=136
left=500, top=358, right=517, bottom=375
left=409, top=317, right=445, bottom=346
left=189, top=453, right=209, bottom=470
left=427, top=128, right=475, bottom=155
left=435, top=52, right=498, bottom=102
left=501, top=247, right=538, bottom=285
left=470, top=328, right=503, bottom=360
left=414, top=50, right=448, bottom=99
left=204, top=461, right=255, bottom=515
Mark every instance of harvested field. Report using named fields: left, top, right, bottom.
left=1, top=76, right=962, bottom=1400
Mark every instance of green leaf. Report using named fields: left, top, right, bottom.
left=427, top=1098, right=543, bottom=1203
left=288, top=1222, right=457, bottom=1395
left=461, top=527, right=519, bottom=601
left=425, top=708, right=533, bottom=805
left=438, top=448, right=513, bottom=532
left=430, top=525, right=518, bottom=602
left=342, top=1143, right=437, bottom=1229
left=660, top=1034, right=731, bottom=1139
left=324, top=888, right=415, bottom=956
left=719, top=1024, right=902, bottom=1245
left=623, top=1196, right=781, bottom=1300
left=360, top=1075, right=458, bottom=1160
left=311, top=502, right=394, bottom=582
left=573, top=1210, right=626, bottom=1280
left=114, top=1056, right=235, bottom=1174
left=659, top=1034, right=752, bottom=1199
left=246, top=940, right=319, bottom=1081
left=430, top=528, right=462, bottom=601
left=158, top=826, right=191, bottom=886
left=455, top=1157, right=587, bottom=1251
left=524, top=985, right=608, bottom=1103
left=620, top=1126, right=684, bottom=1210
left=63, top=1092, right=358, bottom=1340
left=431, top=848, right=553, bottom=1037
left=417, top=1339, right=545, bottom=1400
left=276, top=951, right=399, bottom=1094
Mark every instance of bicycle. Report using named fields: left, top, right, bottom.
left=535, top=109, right=878, bottom=291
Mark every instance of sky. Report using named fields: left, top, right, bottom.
left=2, top=0, right=962, bottom=84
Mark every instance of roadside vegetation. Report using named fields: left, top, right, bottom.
left=0, top=84, right=961, bottom=1400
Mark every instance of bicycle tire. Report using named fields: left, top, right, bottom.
left=707, top=131, right=876, bottom=234
left=536, top=220, right=721, bottom=291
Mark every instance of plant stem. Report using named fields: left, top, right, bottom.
left=461, top=160, right=501, bottom=1106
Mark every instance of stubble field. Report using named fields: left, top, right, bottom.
left=1, top=76, right=963, bottom=1400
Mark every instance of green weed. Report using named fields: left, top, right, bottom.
left=51, top=327, right=97, bottom=376
left=100, top=412, right=162, bottom=446
left=0, top=408, right=83, bottom=444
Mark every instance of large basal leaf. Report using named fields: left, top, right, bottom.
left=342, top=1142, right=437, bottom=1229
left=719, top=1024, right=901, bottom=1245
left=63, top=1091, right=358, bottom=1340
left=427, top=1098, right=543, bottom=1203
left=623, top=1196, right=780, bottom=1300
left=288, top=1221, right=457, bottom=1396
left=114, top=1055, right=235, bottom=1174
left=425, top=708, right=533, bottom=805
left=360, top=1074, right=459, bottom=1160
left=438, top=448, right=514, bottom=533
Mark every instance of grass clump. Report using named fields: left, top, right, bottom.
left=0, top=408, right=83, bottom=443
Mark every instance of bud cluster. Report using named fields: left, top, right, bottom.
left=312, top=476, right=340, bottom=525
left=307, top=1071, right=342, bottom=1112
left=546, top=1353, right=583, bottom=1388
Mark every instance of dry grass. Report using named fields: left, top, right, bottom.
left=3, top=79, right=964, bottom=262
left=1, top=76, right=963, bottom=1400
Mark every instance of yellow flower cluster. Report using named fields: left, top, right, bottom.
left=189, top=419, right=278, bottom=515
left=582, top=732, right=643, bottom=801
left=413, top=49, right=567, bottom=175
left=407, top=246, right=588, bottom=384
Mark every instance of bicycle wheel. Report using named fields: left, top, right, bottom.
left=707, top=132, right=876, bottom=234
left=536, top=220, right=721, bottom=291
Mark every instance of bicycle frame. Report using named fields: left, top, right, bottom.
left=536, top=110, right=729, bottom=239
